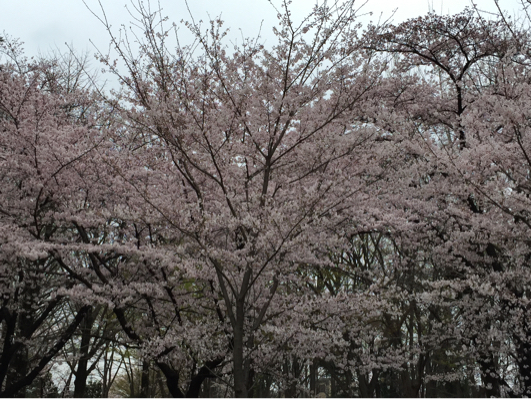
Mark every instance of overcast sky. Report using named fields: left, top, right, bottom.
left=1, top=0, right=524, bottom=59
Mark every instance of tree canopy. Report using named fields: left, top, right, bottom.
left=2, top=1, right=531, bottom=397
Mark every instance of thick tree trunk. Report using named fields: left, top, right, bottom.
left=6, top=303, right=33, bottom=398
left=358, top=371, right=378, bottom=398
left=233, top=298, right=248, bottom=398
left=74, top=308, right=94, bottom=398
left=479, top=356, right=501, bottom=398
left=141, top=360, right=150, bottom=398
left=156, top=362, right=184, bottom=398
left=187, top=358, right=223, bottom=398
left=309, top=362, right=317, bottom=397
left=8, top=299, right=46, bottom=398
left=400, top=369, right=421, bottom=399
left=514, top=322, right=531, bottom=396
left=73, top=359, right=89, bottom=398
left=9, top=346, right=29, bottom=398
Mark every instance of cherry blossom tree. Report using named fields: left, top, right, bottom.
left=361, top=7, right=531, bottom=396
left=87, top=0, right=393, bottom=396
left=0, top=45, right=102, bottom=396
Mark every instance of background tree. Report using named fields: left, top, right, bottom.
left=0, top=50, right=96, bottom=397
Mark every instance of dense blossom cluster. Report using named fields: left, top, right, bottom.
left=2, top=1, right=531, bottom=397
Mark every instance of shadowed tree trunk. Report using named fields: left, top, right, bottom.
left=74, top=307, right=94, bottom=398
left=141, top=360, right=150, bottom=398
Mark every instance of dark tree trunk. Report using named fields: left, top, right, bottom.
left=9, top=346, right=29, bottom=398
left=233, top=298, right=248, bottom=398
left=186, top=358, right=223, bottom=398
left=5, top=302, right=33, bottom=398
left=309, top=362, right=317, bottom=397
left=513, top=317, right=531, bottom=396
left=74, top=308, right=94, bottom=398
left=358, top=371, right=378, bottom=398
left=156, top=362, right=184, bottom=398
left=141, top=360, right=150, bottom=398
left=479, top=356, right=501, bottom=398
